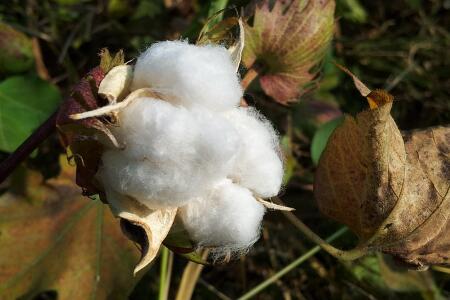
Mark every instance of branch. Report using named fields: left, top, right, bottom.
left=276, top=198, right=370, bottom=261
left=0, top=111, right=58, bottom=184
left=241, top=66, right=259, bottom=91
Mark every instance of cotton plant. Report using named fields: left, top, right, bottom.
left=57, top=21, right=292, bottom=274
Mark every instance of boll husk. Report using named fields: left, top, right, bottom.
left=57, top=25, right=292, bottom=273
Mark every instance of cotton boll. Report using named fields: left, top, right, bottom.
left=225, top=107, right=284, bottom=198
left=97, top=97, right=241, bottom=209
left=113, top=98, right=241, bottom=177
left=98, top=150, right=202, bottom=208
left=132, top=41, right=242, bottom=111
left=179, top=179, right=265, bottom=253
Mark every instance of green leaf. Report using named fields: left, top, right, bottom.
left=348, top=255, right=385, bottom=291
left=337, top=0, right=367, bottom=23
left=0, top=161, right=140, bottom=299
left=164, top=225, right=208, bottom=265
left=0, top=75, right=61, bottom=152
left=243, top=0, right=335, bottom=104
left=205, top=0, right=229, bottom=29
left=347, top=254, right=443, bottom=299
left=310, top=116, right=343, bottom=165
left=108, top=0, right=130, bottom=18
left=379, top=255, right=443, bottom=299
left=293, top=98, right=342, bottom=138
left=0, top=22, right=34, bottom=75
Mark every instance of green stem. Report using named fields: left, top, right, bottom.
left=276, top=198, right=370, bottom=261
left=281, top=209, right=369, bottom=261
left=158, top=247, right=170, bottom=300
left=207, top=0, right=229, bottom=19
left=202, top=0, right=230, bottom=32
left=237, top=227, right=348, bottom=300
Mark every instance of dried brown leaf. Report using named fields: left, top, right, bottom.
left=0, top=160, right=140, bottom=299
left=314, top=89, right=450, bottom=269
left=334, top=63, right=394, bottom=109
left=228, top=18, right=245, bottom=72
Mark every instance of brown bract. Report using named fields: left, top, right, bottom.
left=243, top=0, right=335, bottom=104
left=314, top=72, right=450, bottom=269
left=0, top=159, right=140, bottom=299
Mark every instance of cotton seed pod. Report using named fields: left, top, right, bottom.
left=314, top=71, right=450, bottom=270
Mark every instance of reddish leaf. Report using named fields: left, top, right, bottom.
left=243, top=0, right=335, bottom=104
left=56, top=50, right=124, bottom=197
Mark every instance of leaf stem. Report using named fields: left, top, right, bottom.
left=159, top=246, right=170, bottom=300
left=241, top=67, right=259, bottom=91
left=237, top=227, right=348, bottom=300
left=275, top=198, right=370, bottom=261
left=432, top=266, right=450, bottom=274
left=0, top=111, right=58, bottom=184
left=282, top=208, right=369, bottom=261
left=175, top=250, right=209, bottom=300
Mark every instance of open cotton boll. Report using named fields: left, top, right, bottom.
left=96, top=97, right=241, bottom=209
left=225, top=107, right=284, bottom=198
left=132, top=41, right=242, bottom=111
left=179, top=179, right=265, bottom=254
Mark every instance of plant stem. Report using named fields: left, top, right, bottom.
left=165, top=251, right=174, bottom=298
left=282, top=210, right=369, bottom=260
left=175, top=250, right=209, bottom=300
left=237, top=227, right=348, bottom=300
left=241, top=67, right=259, bottom=91
left=158, top=246, right=170, bottom=300
left=276, top=198, right=370, bottom=261
left=0, top=111, right=58, bottom=184
left=207, top=0, right=229, bottom=19
left=432, top=266, right=450, bottom=274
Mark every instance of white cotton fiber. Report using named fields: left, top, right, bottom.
left=96, top=40, right=285, bottom=254
left=178, top=179, right=265, bottom=253
left=131, top=40, right=242, bottom=111
left=97, top=97, right=241, bottom=209
left=225, top=107, right=284, bottom=198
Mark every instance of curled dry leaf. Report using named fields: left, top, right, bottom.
left=243, top=0, right=335, bottom=104
left=228, top=18, right=245, bottom=72
left=314, top=68, right=450, bottom=269
left=105, top=190, right=177, bottom=275
left=197, top=16, right=245, bottom=72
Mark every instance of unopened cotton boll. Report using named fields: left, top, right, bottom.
left=179, top=179, right=265, bottom=253
left=131, top=40, right=242, bottom=111
left=96, top=98, right=241, bottom=209
left=225, top=107, right=284, bottom=198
